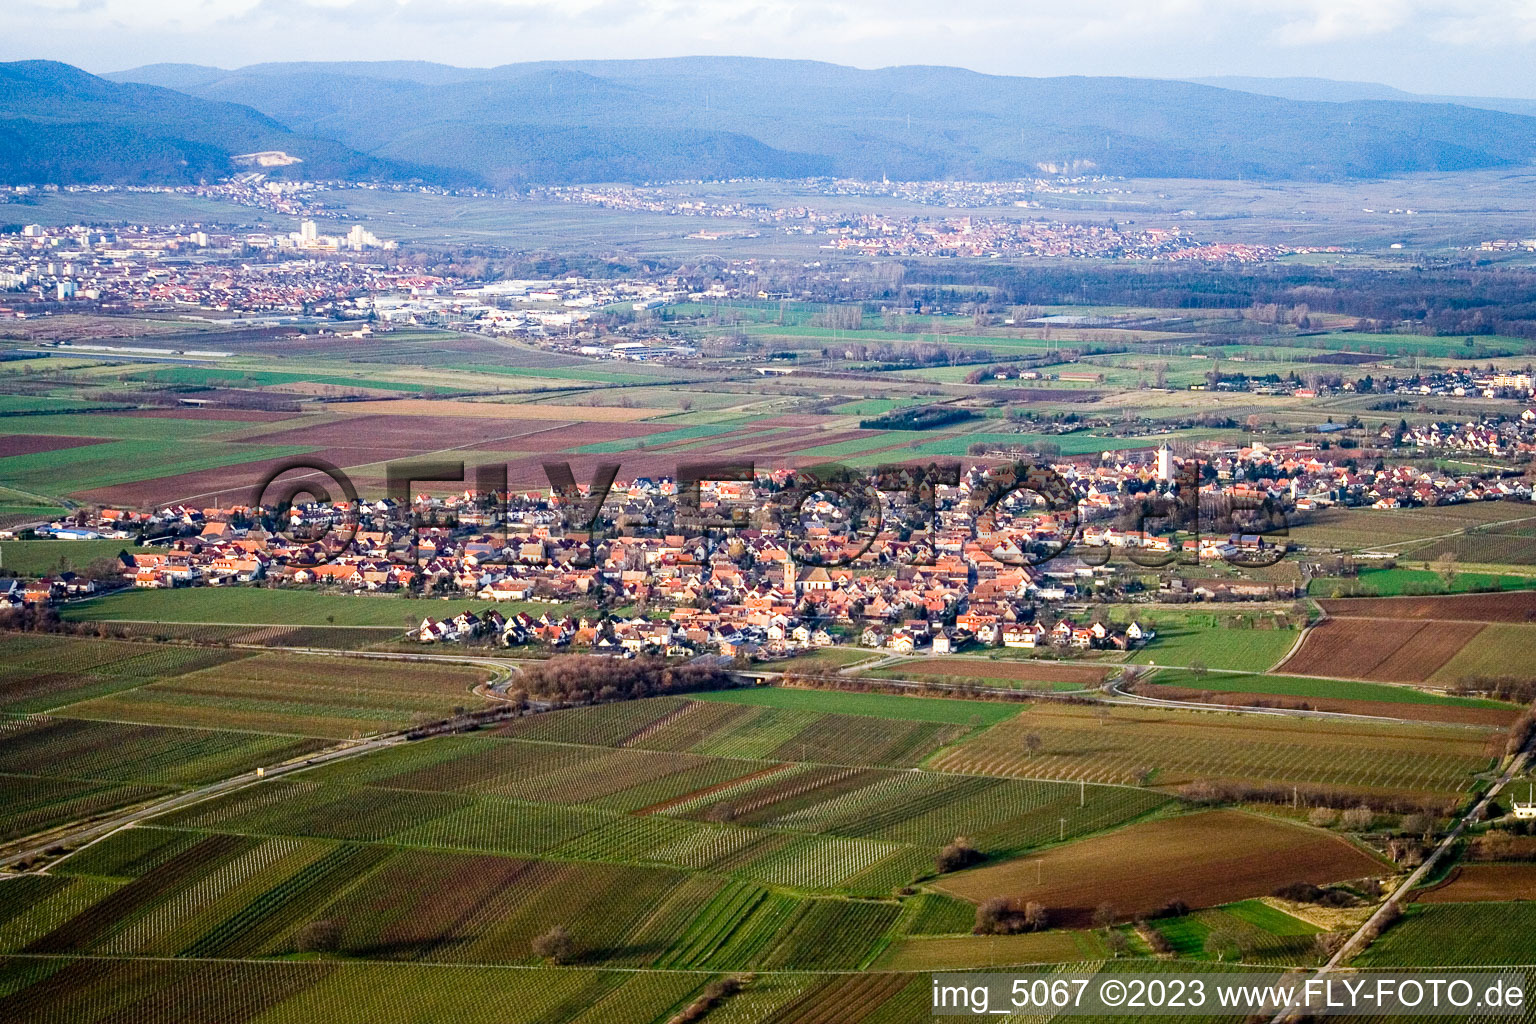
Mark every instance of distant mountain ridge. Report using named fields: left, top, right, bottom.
left=103, top=58, right=1536, bottom=186
left=1185, top=75, right=1536, bottom=118
left=9, top=57, right=1536, bottom=187
left=0, top=60, right=466, bottom=185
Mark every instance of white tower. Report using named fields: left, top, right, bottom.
left=1156, top=444, right=1174, bottom=483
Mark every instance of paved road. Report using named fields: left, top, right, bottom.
left=1270, top=742, right=1533, bottom=1022
left=743, top=663, right=1480, bottom=728
left=0, top=730, right=409, bottom=871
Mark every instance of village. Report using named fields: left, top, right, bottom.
left=12, top=431, right=1534, bottom=658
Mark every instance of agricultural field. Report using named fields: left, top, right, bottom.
left=857, top=658, right=1109, bottom=690
left=0, top=635, right=491, bottom=736
left=495, top=694, right=983, bottom=768
left=1278, top=617, right=1485, bottom=684
left=1143, top=668, right=1519, bottom=727
left=0, top=955, right=948, bottom=1024
left=166, top=707, right=1165, bottom=889
left=0, top=539, right=139, bottom=576
left=686, top=686, right=1027, bottom=725
left=1127, top=621, right=1301, bottom=673
left=1319, top=590, right=1536, bottom=623
left=933, top=811, right=1387, bottom=926
left=1430, top=624, right=1536, bottom=685
left=1308, top=567, right=1536, bottom=598
left=0, top=634, right=255, bottom=714
left=1418, top=864, right=1536, bottom=903
left=1356, top=902, right=1536, bottom=967
left=1288, top=502, right=1536, bottom=555
left=772, top=647, right=884, bottom=671
left=1139, top=900, right=1323, bottom=966
left=61, top=651, right=491, bottom=738
left=927, top=702, right=1497, bottom=799
left=0, top=717, right=327, bottom=844
left=1281, top=595, right=1536, bottom=687
left=61, top=587, right=544, bottom=628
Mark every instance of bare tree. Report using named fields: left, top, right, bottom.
left=1205, top=927, right=1242, bottom=962
left=1432, top=551, right=1459, bottom=590
left=295, top=919, right=343, bottom=954
left=531, top=924, right=576, bottom=964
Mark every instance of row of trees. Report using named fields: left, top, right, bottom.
left=515, top=654, right=735, bottom=704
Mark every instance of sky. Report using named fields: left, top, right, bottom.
left=6, top=0, right=1536, bottom=98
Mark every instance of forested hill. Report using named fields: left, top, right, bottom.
left=0, top=61, right=462, bottom=186
left=14, top=56, right=1536, bottom=186
left=108, top=57, right=1536, bottom=186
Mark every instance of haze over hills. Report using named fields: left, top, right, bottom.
left=0, top=61, right=458, bottom=186
left=10, top=57, right=1536, bottom=187
left=1186, top=75, right=1536, bottom=119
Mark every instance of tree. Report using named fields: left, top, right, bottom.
left=1308, top=807, right=1338, bottom=828
left=974, top=897, right=1016, bottom=935
left=1092, top=902, right=1117, bottom=931
left=1341, top=805, right=1375, bottom=830
left=1205, top=927, right=1242, bottom=962
left=295, top=919, right=343, bottom=954
left=1187, top=659, right=1208, bottom=682
left=1023, top=732, right=1043, bottom=756
left=531, top=925, right=575, bottom=964
left=937, top=836, right=983, bottom=873
left=1432, top=551, right=1459, bottom=590
left=1022, top=901, right=1049, bottom=932
left=1104, top=929, right=1129, bottom=957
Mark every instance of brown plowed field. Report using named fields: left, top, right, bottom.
left=0, top=435, right=110, bottom=457
left=1279, top=618, right=1483, bottom=683
left=1420, top=863, right=1536, bottom=902
left=117, top=408, right=300, bottom=422
left=336, top=399, right=663, bottom=421
left=76, top=447, right=423, bottom=507
left=240, top=414, right=584, bottom=450
left=1320, top=591, right=1536, bottom=623
left=934, top=810, right=1385, bottom=926
left=463, top=421, right=666, bottom=450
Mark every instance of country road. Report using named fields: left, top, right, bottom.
left=1, top=646, right=536, bottom=873
left=0, top=729, right=410, bottom=871
left=1271, top=742, right=1533, bottom=1022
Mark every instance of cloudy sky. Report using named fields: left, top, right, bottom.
left=6, top=0, right=1536, bottom=97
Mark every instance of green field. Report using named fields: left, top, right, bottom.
left=127, top=367, right=427, bottom=392
left=1129, top=623, right=1301, bottom=672
left=0, top=438, right=317, bottom=497
left=690, top=686, right=1025, bottom=726
left=0, top=538, right=137, bottom=575
left=1309, top=567, right=1536, bottom=597
left=1357, top=902, right=1536, bottom=967
left=1148, top=668, right=1512, bottom=709
left=448, top=363, right=661, bottom=385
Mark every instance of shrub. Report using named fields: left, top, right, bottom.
left=1341, top=805, right=1375, bottom=830
left=531, top=925, right=576, bottom=964
left=936, top=837, right=983, bottom=873
left=1273, top=882, right=1325, bottom=903
left=295, top=919, right=343, bottom=954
